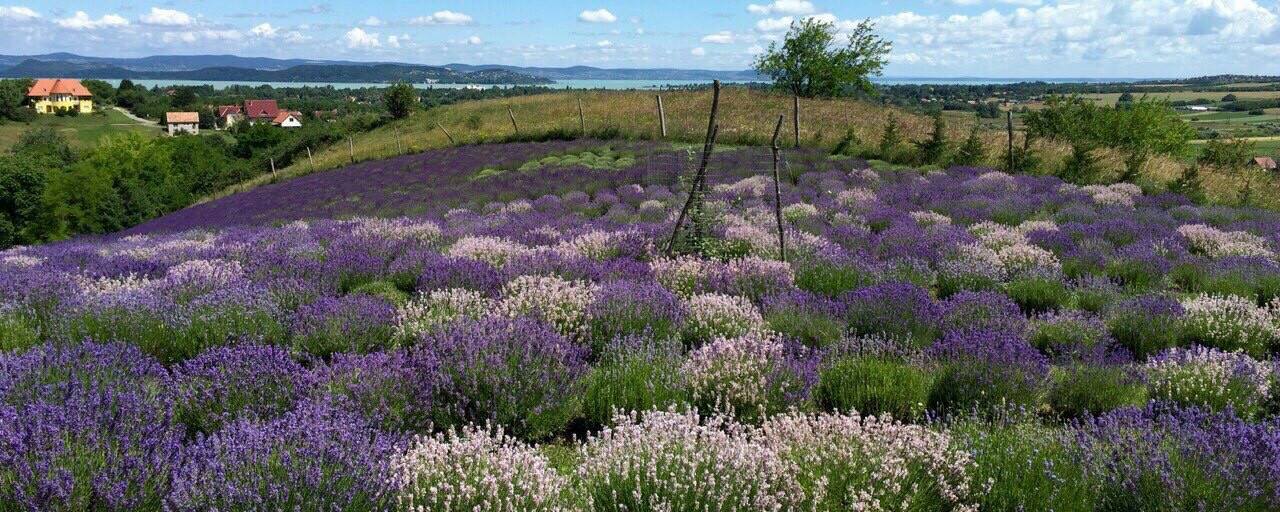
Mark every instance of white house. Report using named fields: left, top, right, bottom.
left=271, top=111, right=303, bottom=128
left=165, top=112, right=200, bottom=136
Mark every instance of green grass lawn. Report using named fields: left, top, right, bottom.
left=0, top=108, right=159, bottom=151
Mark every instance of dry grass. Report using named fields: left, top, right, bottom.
left=205, top=87, right=1273, bottom=209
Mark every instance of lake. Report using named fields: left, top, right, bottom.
left=105, top=76, right=1147, bottom=91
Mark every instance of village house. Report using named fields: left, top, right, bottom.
left=243, top=99, right=280, bottom=124
left=26, top=78, right=93, bottom=114
left=271, top=111, right=304, bottom=128
left=165, top=112, right=200, bottom=136
left=216, top=105, right=243, bottom=129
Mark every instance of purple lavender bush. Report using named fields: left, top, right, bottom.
left=926, top=329, right=1050, bottom=416
left=170, top=344, right=313, bottom=436
left=289, top=295, right=397, bottom=357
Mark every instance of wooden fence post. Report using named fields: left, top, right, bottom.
left=306, top=146, right=314, bottom=170
left=656, top=94, right=667, bottom=138
left=666, top=80, right=722, bottom=256
left=508, top=108, right=519, bottom=134
left=770, top=114, right=787, bottom=262
left=269, top=157, right=277, bottom=178
left=348, top=137, right=355, bottom=164
left=436, top=122, right=456, bottom=145
left=1006, top=110, right=1014, bottom=171
left=578, top=98, right=586, bottom=136
left=395, top=127, right=403, bottom=154
left=793, top=95, right=801, bottom=148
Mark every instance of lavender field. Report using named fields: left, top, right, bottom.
left=6, top=141, right=1280, bottom=510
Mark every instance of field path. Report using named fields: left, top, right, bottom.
left=1190, top=135, right=1280, bottom=143
left=113, top=107, right=158, bottom=126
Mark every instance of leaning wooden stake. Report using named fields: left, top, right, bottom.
left=508, top=108, right=519, bottom=134
left=269, top=157, right=277, bottom=178
left=395, top=127, right=403, bottom=154
left=793, top=95, right=801, bottom=148
left=656, top=94, right=667, bottom=138
left=578, top=98, right=586, bottom=136
left=435, top=122, right=456, bottom=145
left=666, top=80, right=722, bottom=256
left=1006, top=110, right=1014, bottom=171
left=348, top=137, right=355, bottom=163
left=770, top=114, right=787, bottom=262
left=306, top=146, right=314, bottom=170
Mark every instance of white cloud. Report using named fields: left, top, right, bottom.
left=466, top=35, right=483, bottom=45
left=596, top=39, right=613, bottom=47
left=746, top=44, right=765, bottom=54
left=0, top=5, right=39, bottom=21
left=409, top=10, right=472, bottom=25
left=755, top=16, right=793, bottom=32
left=690, top=46, right=706, bottom=56
left=56, top=11, right=129, bottom=30
left=701, top=30, right=735, bottom=44
left=579, top=8, right=617, bottom=23
left=386, top=34, right=402, bottom=48
left=362, top=16, right=383, bottom=27
left=249, top=22, right=278, bottom=38
left=747, top=0, right=815, bottom=15
left=162, top=29, right=241, bottom=44
left=344, top=27, right=380, bottom=48
left=140, top=7, right=193, bottom=27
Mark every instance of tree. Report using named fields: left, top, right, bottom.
left=1059, top=143, right=1102, bottom=185
left=82, top=79, right=115, bottom=105
left=0, top=156, right=49, bottom=248
left=12, top=127, right=75, bottom=165
left=1222, top=94, right=1238, bottom=103
left=384, top=82, right=418, bottom=119
left=753, top=18, right=891, bottom=98
left=879, top=115, right=903, bottom=156
left=954, top=127, right=986, bottom=166
left=1198, top=137, right=1254, bottom=169
left=0, top=79, right=33, bottom=122
left=914, top=114, right=950, bottom=166
left=1117, top=92, right=1134, bottom=103
left=171, top=87, right=198, bottom=110
left=832, top=128, right=863, bottom=157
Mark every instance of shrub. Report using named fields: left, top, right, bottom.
left=420, top=317, right=588, bottom=440
left=1180, top=294, right=1280, bottom=357
left=576, top=410, right=806, bottom=511
left=1027, top=310, right=1119, bottom=363
left=1145, top=346, right=1272, bottom=419
left=393, top=287, right=492, bottom=341
left=1045, top=365, right=1147, bottom=419
left=761, top=411, right=979, bottom=511
left=939, top=290, right=1026, bottom=334
left=761, top=290, right=845, bottom=348
left=681, top=292, right=766, bottom=347
left=953, top=421, right=1097, bottom=512
left=312, top=349, right=440, bottom=432
left=499, top=274, right=595, bottom=340
left=171, top=344, right=312, bottom=437
left=926, top=329, right=1049, bottom=416
left=585, top=280, right=685, bottom=355
left=1004, top=277, right=1069, bottom=314
left=289, top=295, right=397, bottom=357
left=813, top=356, right=931, bottom=421
left=843, top=282, right=940, bottom=346
left=391, top=426, right=571, bottom=512
left=0, top=342, right=181, bottom=511
left=1105, top=294, right=1184, bottom=360
left=793, top=257, right=869, bottom=297
left=683, top=331, right=807, bottom=423
left=0, top=311, right=38, bottom=352
left=168, top=400, right=402, bottom=511
left=580, top=337, right=688, bottom=429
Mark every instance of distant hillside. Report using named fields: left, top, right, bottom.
left=0, top=52, right=761, bottom=81
left=443, top=64, right=762, bottom=81
left=0, top=59, right=551, bottom=84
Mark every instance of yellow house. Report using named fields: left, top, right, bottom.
left=27, top=79, right=93, bottom=114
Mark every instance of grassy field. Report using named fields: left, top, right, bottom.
left=0, top=108, right=159, bottom=151
left=1081, top=90, right=1280, bottom=106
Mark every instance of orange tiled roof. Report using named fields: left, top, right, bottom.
left=166, top=112, right=200, bottom=124
left=271, top=111, right=298, bottom=124
left=27, top=78, right=92, bottom=97
left=216, top=105, right=242, bottom=117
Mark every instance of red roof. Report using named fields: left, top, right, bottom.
left=271, top=111, right=302, bottom=125
left=243, top=99, right=279, bottom=119
left=216, top=105, right=242, bottom=117
left=27, top=78, right=92, bottom=98
left=166, top=112, right=200, bottom=124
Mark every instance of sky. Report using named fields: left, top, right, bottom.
left=1, top=0, right=1278, bottom=78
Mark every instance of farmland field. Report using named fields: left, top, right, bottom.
left=7, top=140, right=1280, bottom=510
left=0, top=108, right=159, bottom=151
left=1081, top=90, right=1280, bottom=106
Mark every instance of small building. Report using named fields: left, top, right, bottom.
left=26, top=78, right=93, bottom=114
left=243, top=99, right=280, bottom=124
left=271, top=111, right=303, bottom=128
left=216, top=105, right=243, bottom=129
left=165, top=112, right=200, bottom=136
left=1255, top=156, right=1278, bottom=171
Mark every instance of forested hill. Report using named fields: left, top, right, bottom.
left=0, top=59, right=552, bottom=85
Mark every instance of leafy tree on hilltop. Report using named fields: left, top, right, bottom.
left=754, top=18, right=891, bottom=98
left=0, top=79, right=35, bottom=122
left=384, top=82, right=418, bottom=119
left=82, top=79, right=115, bottom=105
left=1025, top=95, right=1194, bottom=180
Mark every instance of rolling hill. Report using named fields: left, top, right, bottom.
left=0, top=59, right=551, bottom=84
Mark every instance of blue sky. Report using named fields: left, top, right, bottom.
left=1, top=0, right=1278, bottom=77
